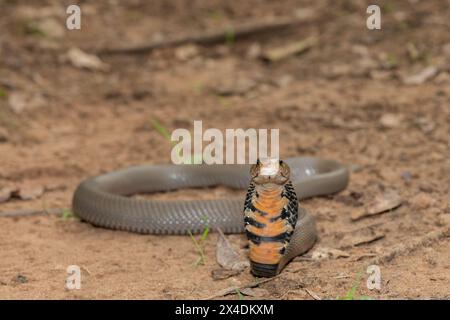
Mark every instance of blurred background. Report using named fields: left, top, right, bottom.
left=0, top=0, right=449, bottom=299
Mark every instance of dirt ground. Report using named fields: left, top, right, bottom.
left=1, top=0, right=450, bottom=299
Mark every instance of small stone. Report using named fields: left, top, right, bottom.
left=403, top=66, right=439, bottom=85
left=175, top=44, right=199, bottom=61
left=13, top=274, right=28, bottom=284
left=400, top=171, right=413, bottom=183
left=246, top=43, right=262, bottom=59
left=379, top=113, right=403, bottom=128
left=66, top=47, right=109, bottom=71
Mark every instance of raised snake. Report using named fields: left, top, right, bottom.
left=72, top=156, right=349, bottom=276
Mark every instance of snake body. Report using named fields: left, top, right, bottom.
left=72, top=157, right=349, bottom=275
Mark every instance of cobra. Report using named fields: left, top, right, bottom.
left=72, top=156, right=349, bottom=276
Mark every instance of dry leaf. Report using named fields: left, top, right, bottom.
left=262, top=36, right=317, bottom=62
left=67, top=48, right=109, bottom=71
left=0, top=187, right=16, bottom=203
left=351, top=232, right=385, bottom=247
left=379, top=113, right=403, bottom=128
left=175, top=44, right=199, bottom=61
left=311, top=247, right=350, bottom=260
left=17, top=186, right=44, bottom=200
left=351, top=191, right=402, bottom=221
left=211, top=268, right=241, bottom=281
left=216, top=228, right=249, bottom=272
left=240, top=287, right=269, bottom=297
left=403, top=66, right=439, bottom=85
left=341, top=230, right=385, bottom=248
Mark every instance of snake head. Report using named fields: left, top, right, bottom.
left=250, top=158, right=290, bottom=185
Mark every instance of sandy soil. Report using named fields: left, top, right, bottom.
left=1, top=0, right=450, bottom=299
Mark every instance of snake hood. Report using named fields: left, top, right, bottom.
left=244, top=158, right=299, bottom=277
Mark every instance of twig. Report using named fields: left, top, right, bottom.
left=365, top=227, right=450, bottom=266
left=204, top=274, right=282, bottom=300
left=340, top=222, right=385, bottom=234
left=0, top=207, right=65, bottom=217
left=304, top=288, right=321, bottom=300
left=99, top=16, right=316, bottom=55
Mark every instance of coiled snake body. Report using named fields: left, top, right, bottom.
left=72, top=157, right=349, bottom=276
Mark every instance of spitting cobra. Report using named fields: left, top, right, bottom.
left=72, top=157, right=349, bottom=276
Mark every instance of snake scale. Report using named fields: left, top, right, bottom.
left=72, top=156, right=349, bottom=276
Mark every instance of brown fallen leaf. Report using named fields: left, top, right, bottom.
left=0, top=187, right=17, bottom=203
left=310, top=247, right=350, bottom=260
left=240, top=287, right=269, bottom=297
left=379, top=113, right=403, bottom=128
left=351, top=191, right=402, bottom=221
left=342, top=231, right=385, bottom=248
left=17, top=186, right=45, bottom=200
left=174, top=44, right=199, bottom=61
left=66, top=47, right=109, bottom=71
left=216, top=228, right=249, bottom=272
left=262, top=36, right=318, bottom=62
left=402, top=66, right=439, bottom=85
left=211, top=268, right=241, bottom=281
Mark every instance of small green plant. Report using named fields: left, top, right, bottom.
left=218, top=96, right=230, bottom=107
left=61, top=208, right=75, bottom=220
left=225, top=27, right=235, bottom=46
left=23, top=21, right=47, bottom=37
left=0, top=87, right=7, bottom=99
left=193, top=81, right=204, bottom=94
left=188, top=217, right=210, bottom=266
left=386, top=54, right=398, bottom=68
left=338, top=271, right=375, bottom=300
left=152, top=120, right=202, bottom=164
left=382, top=3, right=395, bottom=14
left=152, top=120, right=172, bottom=141
left=235, top=288, right=245, bottom=300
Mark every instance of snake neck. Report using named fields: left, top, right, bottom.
left=253, top=184, right=286, bottom=214
left=244, top=182, right=297, bottom=277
